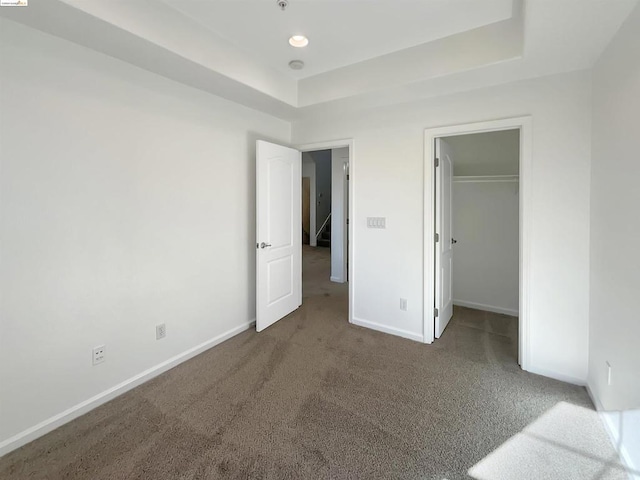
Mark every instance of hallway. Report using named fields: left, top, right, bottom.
left=302, top=245, right=348, bottom=301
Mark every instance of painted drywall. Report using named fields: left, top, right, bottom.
left=598, top=408, right=640, bottom=480
left=588, top=3, right=640, bottom=474
left=0, top=19, right=290, bottom=452
left=298, top=9, right=522, bottom=106
left=312, top=150, right=332, bottom=234
left=446, top=130, right=520, bottom=176
left=331, top=148, right=349, bottom=283
left=292, top=70, right=592, bottom=383
left=453, top=179, right=519, bottom=316
left=302, top=156, right=317, bottom=247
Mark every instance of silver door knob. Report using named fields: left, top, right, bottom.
left=260, top=242, right=272, bottom=249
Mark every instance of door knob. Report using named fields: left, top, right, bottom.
left=451, top=238, right=458, bottom=244
left=260, top=242, right=272, bottom=249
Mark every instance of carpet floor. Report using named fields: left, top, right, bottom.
left=0, top=246, right=628, bottom=479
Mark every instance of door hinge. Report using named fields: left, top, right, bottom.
left=347, top=174, right=350, bottom=181
left=435, top=233, right=439, bottom=242
left=435, top=157, right=439, bottom=168
left=434, top=308, right=439, bottom=317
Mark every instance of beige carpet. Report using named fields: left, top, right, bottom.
left=0, top=246, right=628, bottom=479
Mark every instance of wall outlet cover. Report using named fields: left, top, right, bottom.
left=92, top=345, right=105, bottom=366
left=400, top=298, right=408, bottom=311
left=156, top=323, right=166, bottom=340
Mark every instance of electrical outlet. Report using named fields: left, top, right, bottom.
left=92, top=345, right=105, bottom=366
left=156, top=323, right=166, bottom=340
left=400, top=298, right=408, bottom=311
left=606, top=361, right=612, bottom=386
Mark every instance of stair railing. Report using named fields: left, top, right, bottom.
left=316, top=213, right=331, bottom=239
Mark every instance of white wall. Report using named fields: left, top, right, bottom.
left=588, top=3, right=640, bottom=473
left=331, top=148, right=349, bottom=283
left=447, top=130, right=520, bottom=176
left=453, top=179, right=519, bottom=316
left=0, top=19, right=290, bottom=453
left=293, top=70, right=592, bottom=383
left=302, top=155, right=317, bottom=246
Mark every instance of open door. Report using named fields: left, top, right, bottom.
left=435, top=138, right=454, bottom=338
left=256, top=140, right=302, bottom=332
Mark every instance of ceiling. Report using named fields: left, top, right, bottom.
left=446, top=130, right=520, bottom=177
left=1, top=0, right=637, bottom=120
left=165, top=0, right=514, bottom=79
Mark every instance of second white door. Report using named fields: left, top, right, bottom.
left=435, top=138, right=454, bottom=338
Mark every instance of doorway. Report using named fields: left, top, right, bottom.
left=434, top=130, right=521, bottom=369
left=424, top=117, right=532, bottom=370
left=300, top=147, right=349, bottom=292
left=299, top=140, right=353, bottom=323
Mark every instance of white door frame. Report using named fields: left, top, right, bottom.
left=330, top=147, right=349, bottom=284
left=296, top=139, right=354, bottom=325
left=423, top=117, right=532, bottom=371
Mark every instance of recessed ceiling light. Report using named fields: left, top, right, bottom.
left=289, top=60, right=305, bottom=70
left=289, top=35, right=309, bottom=48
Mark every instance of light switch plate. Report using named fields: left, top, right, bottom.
left=367, top=217, right=386, bottom=229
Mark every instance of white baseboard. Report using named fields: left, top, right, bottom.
left=453, top=299, right=518, bottom=317
left=526, top=365, right=586, bottom=386
left=351, top=317, right=424, bottom=343
left=587, top=385, right=640, bottom=480
left=0, top=319, right=256, bottom=458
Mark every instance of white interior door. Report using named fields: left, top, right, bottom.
left=256, top=140, right=301, bottom=332
left=435, top=138, right=454, bottom=338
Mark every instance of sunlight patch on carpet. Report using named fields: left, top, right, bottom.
left=468, top=401, right=629, bottom=480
